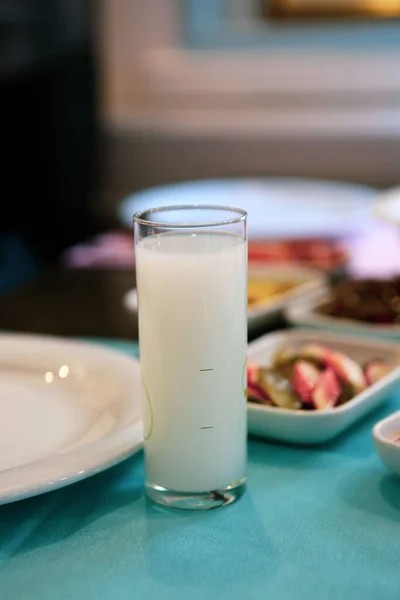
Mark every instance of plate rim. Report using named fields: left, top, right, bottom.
left=373, top=409, right=400, bottom=448
left=0, top=333, right=143, bottom=505
left=372, top=410, right=400, bottom=476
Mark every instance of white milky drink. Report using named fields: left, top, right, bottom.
left=136, top=231, right=247, bottom=492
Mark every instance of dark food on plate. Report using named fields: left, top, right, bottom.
left=248, top=239, right=348, bottom=271
left=247, top=344, right=392, bottom=411
left=317, top=278, right=400, bottom=325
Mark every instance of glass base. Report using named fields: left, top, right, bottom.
left=146, top=479, right=246, bottom=511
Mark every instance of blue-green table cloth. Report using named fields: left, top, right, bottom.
left=0, top=339, right=399, bottom=600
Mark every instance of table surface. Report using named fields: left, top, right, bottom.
left=0, top=339, right=399, bottom=600
left=1, top=226, right=400, bottom=600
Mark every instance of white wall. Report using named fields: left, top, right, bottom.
left=97, top=0, right=400, bottom=220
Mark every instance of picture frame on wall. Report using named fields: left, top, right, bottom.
left=266, top=0, right=400, bottom=20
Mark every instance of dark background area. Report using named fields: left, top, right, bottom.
left=1, top=1, right=399, bottom=341
left=1, top=0, right=102, bottom=285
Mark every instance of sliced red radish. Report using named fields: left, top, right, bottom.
left=327, top=351, right=366, bottom=394
left=300, top=344, right=365, bottom=394
left=312, top=368, right=341, bottom=410
left=291, top=361, right=320, bottom=405
left=247, top=382, right=271, bottom=404
left=247, top=363, right=260, bottom=387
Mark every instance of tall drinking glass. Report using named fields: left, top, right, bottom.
left=134, top=205, right=247, bottom=510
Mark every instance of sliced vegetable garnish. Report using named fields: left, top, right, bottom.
left=312, top=368, right=341, bottom=410
left=291, top=360, right=320, bottom=405
left=300, top=344, right=366, bottom=394
left=247, top=381, right=271, bottom=404
left=258, top=370, right=301, bottom=410
left=247, top=363, right=260, bottom=387
left=246, top=343, right=393, bottom=411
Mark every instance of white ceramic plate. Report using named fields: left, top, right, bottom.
left=373, top=411, right=400, bottom=477
left=119, top=178, right=375, bottom=240
left=0, top=334, right=143, bottom=505
left=286, top=289, right=400, bottom=341
left=124, top=264, right=326, bottom=333
left=374, top=186, right=400, bottom=228
left=247, top=329, right=400, bottom=445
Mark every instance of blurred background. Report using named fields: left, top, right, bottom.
left=1, top=0, right=400, bottom=309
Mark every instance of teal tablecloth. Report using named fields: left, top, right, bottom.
left=1, top=339, right=400, bottom=600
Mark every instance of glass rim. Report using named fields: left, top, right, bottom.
left=133, top=204, right=247, bottom=229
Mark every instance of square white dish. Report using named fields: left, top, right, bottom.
left=373, top=411, right=400, bottom=477
left=124, top=263, right=326, bottom=334
left=285, top=289, right=400, bottom=342
left=247, top=329, right=400, bottom=444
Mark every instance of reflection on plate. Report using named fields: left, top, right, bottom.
left=0, top=334, right=143, bottom=505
